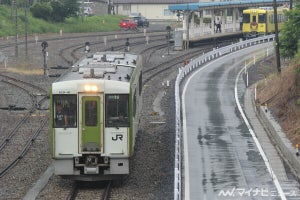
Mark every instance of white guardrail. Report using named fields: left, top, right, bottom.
left=174, top=34, right=276, bottom=200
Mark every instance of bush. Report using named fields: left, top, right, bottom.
left=30, top=3, right=52, bottom=21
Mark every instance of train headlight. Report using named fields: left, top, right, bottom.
left=91, top=85, right=98, bottom=92
left=84, top=84, right=98, bottom=92
left=84, top=85, right=91, bottom=91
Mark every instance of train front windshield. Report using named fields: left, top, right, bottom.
left=53, top=95, right=77, bottom=128
left=243, top=14, right=250, bottom=23
left=105, top=94, right=129, bottom=127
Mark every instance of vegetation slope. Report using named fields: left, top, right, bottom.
left=256, top=54, right=300, bottom=146
left=0, top=5, right=124, bottom=37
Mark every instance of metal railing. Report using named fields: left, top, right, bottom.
left=174, top=34, right=275, bottom=200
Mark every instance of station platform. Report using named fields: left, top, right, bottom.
left=168, top=0, right=289, bottom=43
left=183, top=28, right=243, bottom=42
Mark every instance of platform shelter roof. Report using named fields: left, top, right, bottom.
left=168, top=0, right=289, bottom=11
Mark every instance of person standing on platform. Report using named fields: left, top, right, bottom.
left=239, top=14, right=243, bottom=30
left=215, top=17, right=221, bottom=33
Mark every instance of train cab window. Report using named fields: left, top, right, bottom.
left=53, top=95, right=77, bottom=128
left=258, top=14, right=266, bottom=23
left=105, top=94, right=129, bottom=127
left=242, top=14, right=250, bottom=23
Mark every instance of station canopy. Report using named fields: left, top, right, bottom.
left=168, top=0, right=289, bottom=11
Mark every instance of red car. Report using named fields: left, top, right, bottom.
left=119, top=18, right=137, bottom=29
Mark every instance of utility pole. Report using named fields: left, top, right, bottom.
left=186, top=3, right=190, bottom=51
left=24, top=0, right=28, bottom=58
left=13, top=0, right=18, bottom=57
left=273, top=0, right=281, bottom=73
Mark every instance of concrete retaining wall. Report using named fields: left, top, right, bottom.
left=255, top=103, right=300, bottom=180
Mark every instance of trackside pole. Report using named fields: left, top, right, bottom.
left=35, top=35, right=38, bottom=45
left=254, top=85, right=257, bottom=101
left=104, top=36, right=107, bottom=47
left=246, top=71, right=249, bottom=87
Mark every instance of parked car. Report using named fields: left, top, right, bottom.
left=132, top=16, right=149, bottom=27
left=119, top=18, right=138, bottom=29
left=83, top=7, right=94, bottom=16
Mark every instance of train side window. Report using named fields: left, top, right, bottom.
left=242, top=14, right=250, bottom=23
left=105, top=94, right=129, bottom=127
left=271, top=14, right=274, bottom=23
left=53, top=94, right=77, bottom=128
left=258, top=14, right=266, bottom=23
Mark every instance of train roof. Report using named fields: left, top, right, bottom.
left=56, top=51, right=138, bottom=83
left=243, top=6, right=288, bottom=12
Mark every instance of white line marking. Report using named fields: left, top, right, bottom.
left=235, top=64, right=287, bottom=200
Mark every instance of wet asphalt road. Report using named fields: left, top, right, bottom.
left=182, top=43, right=282, bottom=200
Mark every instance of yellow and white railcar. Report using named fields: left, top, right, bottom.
left=50, top=51, right=143, bottom=181
left=242, top=7, right=288, bottom=38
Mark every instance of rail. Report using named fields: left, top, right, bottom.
left=173, top=34, right=275, bottom=200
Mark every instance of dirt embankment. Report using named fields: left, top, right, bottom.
left=255, top=56, right=300, bottom=146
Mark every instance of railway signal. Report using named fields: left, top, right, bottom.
left=166, top=26, right=171, bottom=55
left=85, top=42, right=90, bottom=54
left=41, top=41, right=48, bottom=76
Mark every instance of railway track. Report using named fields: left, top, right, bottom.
left=142, top=39, right=237, bottom=86
left=0, top=30, right=165, bottom=50
left=59, top=33, right=167, bottom=65
left=67, top=181, right=112, bottom=200
left=0, top=119, right=47, bottom=178
left=0, top=73, right=49, bottom=178
left=0, top=74, right=48, bottom=109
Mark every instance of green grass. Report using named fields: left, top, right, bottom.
left=0, top=5, right=125, bottom=37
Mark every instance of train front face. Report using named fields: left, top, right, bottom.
left=50, top=80, right=131, bottom=181
left=242, top=9, right=267, bottom=38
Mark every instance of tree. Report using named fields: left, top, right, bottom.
left=280, top=4, right=300, bottom=58
left=30, top=2, right=52, bottom=21
left=30, top=0, right=80, bottom=22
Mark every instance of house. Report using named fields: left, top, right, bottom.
left=112, top=0, right=202, bottom=21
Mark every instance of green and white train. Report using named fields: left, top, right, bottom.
left=50, top=51, right=143, bottom=181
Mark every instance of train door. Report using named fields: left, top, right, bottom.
left=79, top=95, right=103, bottom=154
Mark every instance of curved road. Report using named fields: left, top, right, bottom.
left=182, top=43, right=300, bottom=200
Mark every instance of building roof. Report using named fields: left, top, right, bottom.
left=168, top=0, right=289, bottom=11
